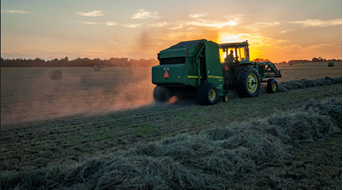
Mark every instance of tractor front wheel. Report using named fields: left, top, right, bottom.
left=153, top=86, right=171, bottom=103
left=267, top=78, right=278, bottom=93
left=222, top=93, right=229, bottom=102
left=237, top=66, right=260, bottom=97
left=196, top=83, right=219, bottom=105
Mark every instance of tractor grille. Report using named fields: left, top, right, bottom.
left=160, top=57, right=185, bottom=65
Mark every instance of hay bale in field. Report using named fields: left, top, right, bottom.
left=328, top=62, right=334, bottom=67
left=94, top=65, right=100, bottom=71
left=49, top=69, right=63, bottom=79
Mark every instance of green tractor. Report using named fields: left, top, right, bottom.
left=152, top=39, right=282, bottom=105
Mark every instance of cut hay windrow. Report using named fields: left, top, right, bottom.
left=277, top=76, right=342, bottom=92
left=1, top=98, right=341, bottom=190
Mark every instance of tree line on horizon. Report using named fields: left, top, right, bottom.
left=286, top=57, right=341, bottom=64
left=0, top=56, right=341, bottom=67
left=0, top=57, right=159, bottom=67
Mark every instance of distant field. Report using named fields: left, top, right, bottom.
left=1, top=67, right=154, bottom=125
left=276, top=61, right=342, bottom=82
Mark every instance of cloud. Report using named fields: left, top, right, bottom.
left=132, top=9, right=159, bottom=19
left=80, top=21, right=100, bottom=25
left=255, top=22, right=280, bottom=27
left=149, top=22, right=168, bottom=27
left=106, top=41, right=119, bottom=45
left=243, top=21, right=280, bottom=31
left=105, top=21, right=140, bottom=28
left=185, top=18, right=240, bottom=29
left=1, top=10, right=43, bottom=15
left=122, top=24, right=141, bottom=28
left=181, top=14, right=243, bottom=29
left=77, top=10, right=105, bottom=17
left=288, top=19, right=341, bottom=27
left=189, top=13, right=208, bottom=18
left=170, top=25, right=183, bottom=30
left=105, top=21, right=117, bottom=26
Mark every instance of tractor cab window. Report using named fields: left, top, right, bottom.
left=219, top=47, right=236, bottom=64
left=219, top=46, right=250, bottom=63
left=237, top=46, right=249, bottom=62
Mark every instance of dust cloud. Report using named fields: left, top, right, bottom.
left=1, top=67, right=156, bottom=125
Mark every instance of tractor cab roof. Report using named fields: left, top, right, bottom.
left=218, top=40, right=249, bottom=48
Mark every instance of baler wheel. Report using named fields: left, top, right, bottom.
left=237, top=66, right=260, bottom=97
left=196, top=83, right=219, bottom=105
left=153, top=86, right=171, bottom=103
left=267, top=78, right=278, bottom=93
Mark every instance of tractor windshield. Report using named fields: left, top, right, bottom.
left=219, top=46, right=249, bottom=63
left=219, top=47, right=236, bottom=64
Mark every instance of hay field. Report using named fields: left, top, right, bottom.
left=1, top=62, right=341, bottom=125
left=276, top=61, right=342, bottom=82
left=1, top=62, right=342, bottom=189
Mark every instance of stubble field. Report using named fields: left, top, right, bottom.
left=1, top=62, right=342, bottom=189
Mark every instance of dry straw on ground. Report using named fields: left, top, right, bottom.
left=2, top=97, right=341, bottom=190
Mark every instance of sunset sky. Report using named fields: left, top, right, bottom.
left=1, top=0, right=342, bottom=62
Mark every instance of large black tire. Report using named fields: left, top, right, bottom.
left=237, top=66, right=260, bottom=97
left=153, top=86, right=171, bottom=103
left=267, top=78, right=278, bottom=93
left=196, top=83, right=219, bottom=105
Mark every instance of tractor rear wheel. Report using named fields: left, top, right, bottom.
left=237, top=66, right=260, bottom=97
left=267, top=78, right=278, bottom=93
left=196, top=83, right=219, bottom=105
left=153, top=86, right=171, bottom=103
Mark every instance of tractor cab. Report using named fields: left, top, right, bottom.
left=218, top=40, right=250, bottom=64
